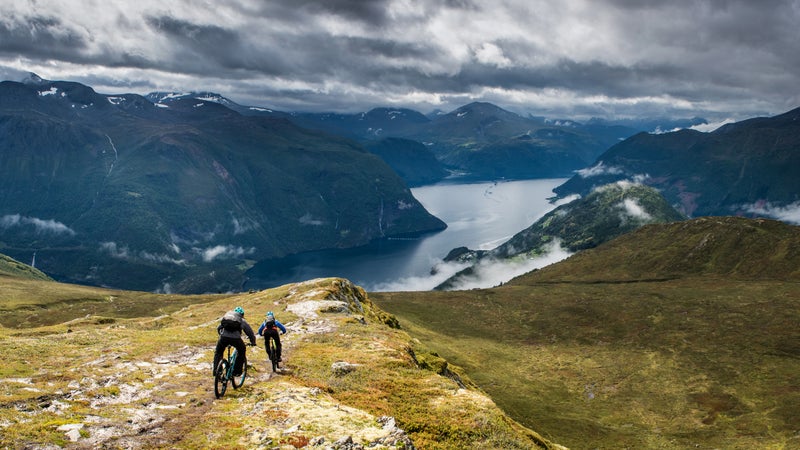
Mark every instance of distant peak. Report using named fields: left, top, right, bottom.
left=22, top=72, right=47, bottom=85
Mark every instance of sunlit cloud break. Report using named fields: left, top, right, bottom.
left=744, top=201, right=800, bottom=225
left=0, top=214, right=75, bottom=235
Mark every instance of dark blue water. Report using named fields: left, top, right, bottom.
left=244, top=178, right=568, bottom=291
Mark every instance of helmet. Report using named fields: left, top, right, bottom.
left=266, top=311, right=275, bottom=319
left=234, top=306, right=244, bottom=316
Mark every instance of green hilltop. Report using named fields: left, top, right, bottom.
left=373, top=216, right=800, bottom=449
left=0, top=253, right=51, bottom=281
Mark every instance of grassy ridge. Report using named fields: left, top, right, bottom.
left=0, top=253, right=51, bottom=281
left=372, top=217, right=800, bottom=448
left=0, top=276, right=561, bottom=449
left=0, top=272, right=226, bottom=328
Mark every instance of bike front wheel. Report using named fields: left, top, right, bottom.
left=214, top=359, right=229, bottom=398
left=268, top=342, right=278, bottom=373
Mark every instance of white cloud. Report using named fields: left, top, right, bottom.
left=368, top=239, right=572, bottom=292
left=101, top=241, right=186, bottom=264
left=744, top=201, right=800, bottom=225
left=299, top=213, right=325, bottom=226
left=474, top=42, right=512, bottom=68
left=100, top=241, right=130, bottom=259
left=0, top=214, right=76, bottom=235
left=618, top=198, right=652, bottom=222
left=199, top=244, right=254, bottom=262
left=654, top=118, right=737, bottom=134
left=445, top=240, right=572, bottom=290
left=231, top=216, right=257, bottom=235
left=577, top=162, right=624, bottom=178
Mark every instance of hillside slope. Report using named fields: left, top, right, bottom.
left=517, top=216, right=800, bottom=283
left=373, top=217, right=800, bottom=449
left=0, top=253, right=51, bottom=281
left=0, top=277, right=563, bottom=450
left=554, top=106, right=800, bottom=218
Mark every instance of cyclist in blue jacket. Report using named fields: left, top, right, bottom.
left=258, top=311, right=287, bottom=366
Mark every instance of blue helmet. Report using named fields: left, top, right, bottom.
left=234, top=306, right=244, bottom=316
left=266, top=311, right=275, bottom=319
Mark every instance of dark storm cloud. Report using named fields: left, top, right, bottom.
left=0, top=15, right=87, bottom=58
left=1, top=0, right=799, bottom=119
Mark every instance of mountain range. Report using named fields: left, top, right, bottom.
left=554, top=107, right=800, bottom=217
left=0, top=77, right=445, bottom=293
left=2, top=73, right=798, bottom=295
left=148, top=91, right=707, bottom=185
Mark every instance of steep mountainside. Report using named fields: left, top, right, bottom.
left=0, top=78, right=445, bottom=293
left=554, top=106, right=800, bottom=217
left=435, top=182, right=685, bottom=289
left=0, top=275, right=564, bottom=450
left=363, top=137, right=448, bottom=187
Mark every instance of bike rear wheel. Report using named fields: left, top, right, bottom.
left=214, top=359, right=229, bottom=398
left=231, top=350, right=247, bottom=389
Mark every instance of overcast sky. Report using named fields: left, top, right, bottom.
left=1, top=0, right=798, bottom=120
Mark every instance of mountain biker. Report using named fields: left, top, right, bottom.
left=213, top=306, right=256, bottom=377
left=258, top=311, right=287, bottom=366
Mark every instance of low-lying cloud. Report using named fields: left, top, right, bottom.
left=654, top=118, right=737, bottom=134
left=368, top=240, right=572, bottom=292
left=618, top=198, right=652, bottom=223
left=576, top=162, right=623, bottom=178
left=199, top=244, right=254, bottom=262
left=0, top=214, right=75, bottom=235
left=100, top=241, right=186, bottom=265
left=744, top=201, right=800, bottom=225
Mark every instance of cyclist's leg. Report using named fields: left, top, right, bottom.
left=212, top=338, right=226, bottom=375
left=274, top=332, right=283, bottom=361
left=232, top=338, right=246, bottom=375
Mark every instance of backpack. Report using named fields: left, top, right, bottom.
left=221, top=315, right=242, bottom=332
left=264, top=319, right=276, bottom=330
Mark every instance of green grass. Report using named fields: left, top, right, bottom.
left=372, top=278, right=800, bottom=449
left=0, top=277, right=558, bottom=449
left=0, top=275, right=227, bottom=328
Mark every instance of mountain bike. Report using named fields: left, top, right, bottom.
left=266, top=335, right=279, bottom=373
left=214, top=344, right=248, bottom=398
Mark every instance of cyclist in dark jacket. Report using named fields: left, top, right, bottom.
left=257, top=311, right=287, bottom=365
left=213, top=306, right=256, bottom=376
